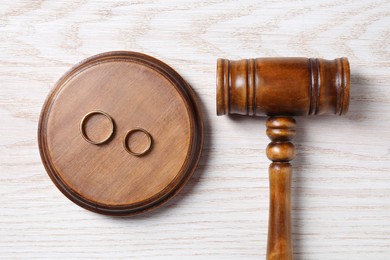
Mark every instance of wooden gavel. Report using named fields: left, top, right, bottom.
left=216, top=57, right=350, bottom=259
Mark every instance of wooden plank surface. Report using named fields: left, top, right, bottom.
left=0, top=0, right=389, bottom=259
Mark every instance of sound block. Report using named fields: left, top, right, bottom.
left=38, top=51, right=203, bottom=216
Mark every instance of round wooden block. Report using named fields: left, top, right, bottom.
left=38, top=51, right=203, bottom=216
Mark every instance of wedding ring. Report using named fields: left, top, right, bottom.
left=123, top=128, right=153, bottom=156
left=80, top=110, right=114, bottom=145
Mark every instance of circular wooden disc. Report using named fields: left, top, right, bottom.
left=38, top=51, right=203, bottom=216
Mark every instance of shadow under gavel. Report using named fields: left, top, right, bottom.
left=216, top=57, right=350, bottom=260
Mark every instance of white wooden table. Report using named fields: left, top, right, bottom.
left=1, top=0, right=389, bottom=259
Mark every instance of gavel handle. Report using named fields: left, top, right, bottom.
left=267, top=162, right=293, bottom=259
left=266, top=117, right=296, bottom=260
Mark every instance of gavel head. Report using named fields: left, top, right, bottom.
left=216, top=57, right=350, bottom=117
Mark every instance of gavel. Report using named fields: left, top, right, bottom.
left=216, top=57, right=350, bottom=259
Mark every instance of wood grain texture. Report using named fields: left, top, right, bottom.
left=0, top=0, right=389, bottom=259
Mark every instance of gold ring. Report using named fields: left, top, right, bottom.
left=123, top=128, right=153, bottom=156
left=80, top=110, right=115, bottom=145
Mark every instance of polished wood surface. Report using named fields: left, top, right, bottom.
left=217, top=57, right=350, bottom=116
left=1, top=0, right=389, bottom=259
left=266, top=117, right=296, bottom=260
left=217, top=57, right=350, bottom=259
left=38, top=51, right=203, bottom=215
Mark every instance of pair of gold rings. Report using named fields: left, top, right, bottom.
left=79, top=110, right=152, bottom=157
